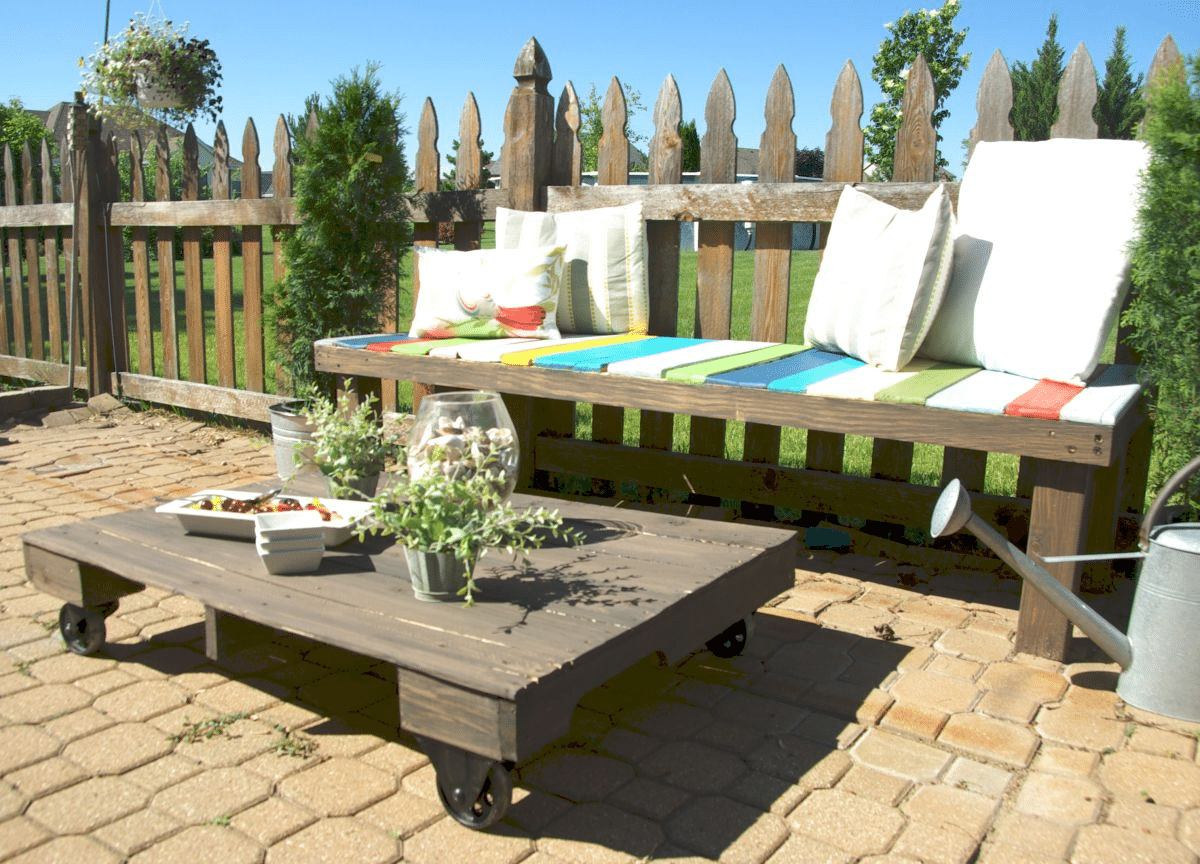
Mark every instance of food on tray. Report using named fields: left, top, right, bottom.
left=188, top=495, right=339, bottom=521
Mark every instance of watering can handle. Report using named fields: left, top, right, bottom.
left=1139, top=452, right=1200, bottom=550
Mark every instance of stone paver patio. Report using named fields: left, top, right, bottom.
left=1, top=393, right=1197, bottom=863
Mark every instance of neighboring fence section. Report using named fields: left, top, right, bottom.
left=0, top=35, right=1184, bottom=531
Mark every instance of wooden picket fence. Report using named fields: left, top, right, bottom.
left=0, top=34, right=1184, bottom=519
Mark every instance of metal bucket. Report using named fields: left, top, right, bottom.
left=268, top=400, right=317, bottom=480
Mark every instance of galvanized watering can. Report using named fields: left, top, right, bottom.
left=931, top=454, right=1200, bottom=723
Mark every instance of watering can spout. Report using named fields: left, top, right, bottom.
left=930, top=480, right=1133, bottom=669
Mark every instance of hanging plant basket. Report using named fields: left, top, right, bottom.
left=80, top=12, right=223, bottom=125
left=134, top=67, right=185, bottom=109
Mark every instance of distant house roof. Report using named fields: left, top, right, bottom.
left=30, top=103, right=236, bottom=173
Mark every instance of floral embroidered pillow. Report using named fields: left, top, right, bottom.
left=410, top=245, right=566, bottom=339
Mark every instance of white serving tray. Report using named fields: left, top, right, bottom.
left=156, top=489, right=372, bottom=546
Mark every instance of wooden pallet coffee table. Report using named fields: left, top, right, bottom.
left=22, top=491, right=795, bottom=829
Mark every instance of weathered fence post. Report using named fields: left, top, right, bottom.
left=77, top=107, right=121, bottom=396
left=501, top=37, right=555, bottom=490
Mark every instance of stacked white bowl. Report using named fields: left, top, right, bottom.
left=254, top=510, right=326, bottom=574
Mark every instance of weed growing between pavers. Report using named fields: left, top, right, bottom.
left=171, top=711, right=251, bottom=744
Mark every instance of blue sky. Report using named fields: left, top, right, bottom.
left=4, top=1, right=1197, bottom=178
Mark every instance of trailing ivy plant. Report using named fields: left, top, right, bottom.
left=273, top=63, right=410, bottom=395
left=1123, top=52, right=1200, bottom=515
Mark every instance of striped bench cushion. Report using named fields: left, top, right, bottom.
left=332, top=335, right=1140, bottom=425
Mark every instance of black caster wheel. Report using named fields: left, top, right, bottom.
left=437, top=761, right=512, bottom=830
left=58, top=602, right=111, bottom=656
left=707, top=615, right=755, bottom=658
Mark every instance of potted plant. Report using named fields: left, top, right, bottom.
left=296, top=393, right=407, bottom=499
left=360, top=471, right=578, bottom=605
left=79, top=12, right=222, bottom=126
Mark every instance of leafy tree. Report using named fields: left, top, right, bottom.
left=1095, top=26, right=1145, bottom=139
left=1123, top=52, right=1200, bottom=512
left=680, top=119, right=700, bottom=172
left=273, top=64, right=410, bottom=395
left=864, top=0, right=969, bottom=179
left=1011, top=14, right=1066, bottom=141
left=0, top=97, right=54, bottom=187
left=579, top=82, right=647, bottom=172
left=794, top=147, right=824, bottom=178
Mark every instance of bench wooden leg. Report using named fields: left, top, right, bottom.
left=1019, top=460, right=1096, bottom=661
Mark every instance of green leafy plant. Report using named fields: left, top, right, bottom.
left=301, top=393, right=406, bottom=497
left=864, top=0, right=970, bottom=178
left=360, top=471, right=579, bottom=606
left=273, top=63, right=410, bottom=395
left=1123, top=52, right=1200, bottom=516
left=79, top=12, right=222, bottom=126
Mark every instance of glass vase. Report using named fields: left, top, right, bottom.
left=406, top=391, right=519, bottom=499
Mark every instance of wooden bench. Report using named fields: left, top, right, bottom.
left=316, top=38, right=1165, bottom=662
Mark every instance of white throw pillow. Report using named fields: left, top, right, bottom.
left=803, top=184, right=954, bottom=371
left=918, top=139, right=1150, bottom=384
left=410, top=245, right=565, bottom=339
left=496, top=203, right=650, bottom=334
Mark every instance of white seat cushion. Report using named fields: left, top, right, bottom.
left=804, top=184, right=955, bottom=371
left=919, top=139, right=1150, bottom=384
left=496, top=203, right=650, bottom=335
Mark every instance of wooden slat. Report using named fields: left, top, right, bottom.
left=313, top=344, right=1127, bottom=467
left=743, top=66, right=795, bottom=513
left=103, top=136, right=128, bottom=377
left=894, top=54, right=937, bottom=182
left=688, top=70, right=738, bottom=506
left=551, top=82, right=582, bottom=187
left=155, top=125, right=179, bottom=380
left=537, top=436, right=1029, bottom=530
left=0, top=354, right=86, bottom=385
left=129, top=132, right=153, bottom=374
left=1051, top=44, right=1098, bottom=139
left=181, top=128, right=206, bottom=384
left=4, top=146, right=25, bottom=356
left=115, top=372, right=284, bottom=422
left=271, top=116, right=292, bottom=393
left=969, top=50, right=1014, bottom=159
left=411, top=98, right=441, bottom=412
left=640, top=74, right=684, bottom=476
left=590, top=78, right=631, bottom=482
left=212, top=123, right=236, bottom=388
left=21, top=142, right=44, bottom=361
left=241, top=118, right=265, bottom=392
left=40, top=139, right=63, bottom=363
left=0, top=202, right=73, bottom=228
left=546, top=180, right=951, bottom=221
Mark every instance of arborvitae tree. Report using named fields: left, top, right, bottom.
left=794, top=147, right=825, bottom=178
left=1123, top=52, right=1200, bottom=511
left=1096, top=26, right=1145, bottom=139
left=274, top=64, right=410, bottom=394
left=864, top=0, right=970, bottom=179
left=680, top=119, right=701, bottom=172
left=1011, top=14, right=1066, bottom=141
left=440, top=137, right=495, bottom=191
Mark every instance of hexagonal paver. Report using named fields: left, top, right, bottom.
left=938, top=713, right=1038, bottom=767
left=62, top=722, right=174, bottom=774
left=787, top=789, right=905, bottom=857
left=0, top=725, right=62, bottom=773
left=1071, top=824, right=1196, bottom=864
left=6, top=835, right=122, bottom=864
left=1015, top=772, right=1104, bottom=825
left=541, top=802, right=663, bottom=864
left=152, top=766, right=271, bottom=823
left=1099, top=750, right=1200, bottom=808
left=128, top=824, right=263, bottom=864
left=0, top=683, right=92, bottom=723
left=265, top=816, right=400, bottom=864
left=278, top=757, right=396, bottom=817
left=92, top=680, right=189, bottom=722
left=520, top=751, right=635, bottom=803
left=25, top=775, right=149, bottom=834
